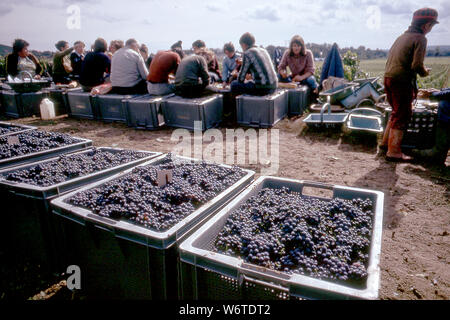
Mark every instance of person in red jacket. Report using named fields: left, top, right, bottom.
left=381, top=8, right=439, bottom=161
left=146, top=44, right=184, bottom=96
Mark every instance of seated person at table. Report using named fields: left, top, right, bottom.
left=230, top=32, right=278, bottom=96
left=110, top=38, right=149, bottom=94
left=278, top=35, right=319, bottom=94
left=6, top=39, right=42, bottom=79
left=79, top=38, right=111, bottom=92
left=147, top=44, right=184, bottom=96
left=174, top=54, right=211, bottom=98
left=52, top=40, right=74, bottom=84
left=192, top=40, right=222, bottom=83
left=70, top=41, right=85, bottom=80
left=222, top=42, right=242, bottom=85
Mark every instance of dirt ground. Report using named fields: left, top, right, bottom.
left=5, top=114, right=450, bottom=300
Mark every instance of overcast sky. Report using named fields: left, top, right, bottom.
left=0, top=0, right=449, bottom=54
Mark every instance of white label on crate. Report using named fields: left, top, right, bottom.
left=7, top=136, right=20, bottom=145
left=157, top=169, right=173, bottom=187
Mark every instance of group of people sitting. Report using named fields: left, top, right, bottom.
left=5, top=33, right=320, bottom=100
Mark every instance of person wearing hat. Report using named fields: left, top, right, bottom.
left=380, top=8, right=439, bottom=161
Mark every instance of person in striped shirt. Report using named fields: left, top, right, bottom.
left=230, top=32, right=278, bottom=96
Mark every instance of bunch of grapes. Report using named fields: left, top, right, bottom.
left=67, top=154, right=247, bottom=231
left=0, top=125, right=26, bottom=136
left=214, top=187, right=374, bottom=287
left=0, top=130, right=83, bottom=159
left=3, top=148, right=149, bottom=186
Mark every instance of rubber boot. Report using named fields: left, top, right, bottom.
left=386, top=128, right=412, bottom=161
left=379, top=119, right=392, bottom=153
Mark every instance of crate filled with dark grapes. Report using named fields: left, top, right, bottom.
left=0, top=121, right=36, bottom=138
left=179, top=176, right=384, bottom=300
left=50, top=154, right=255, bottom=299
left=0, top=129, right=92, bottom=170
left=0, top=147, right=160, bottom=279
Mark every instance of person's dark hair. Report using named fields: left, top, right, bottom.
left=140, top=44, right=148, bottom=54
left=192, top=40, right=206, bottom=49
left=125, top=38, right=138, bottom=47
left=12, top=39, right=29, bottom=54
left=172, top=48, right=185, bottom=59
left=55, top=40, right=68, bottom=51
left=74, top=41, right=85, bottom=47
left=110, top=40, right=124, bottom=51
left=171, top=40, right=182, bottom=50
left=239, top=32, right=255, bottom=48
left=223, top=42, right=235, bottom=53
left=93, top=38, right=108, bottom=53
left=289, top=35, right=306, bottom=56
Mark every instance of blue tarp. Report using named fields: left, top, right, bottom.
left=320, top=43, right=344, bottom=85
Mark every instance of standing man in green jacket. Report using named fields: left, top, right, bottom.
left=381, top=8, right=439, bottom=161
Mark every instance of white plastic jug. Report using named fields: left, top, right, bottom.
left=40, top=98, right=56, bottom=120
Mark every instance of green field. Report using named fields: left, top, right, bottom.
left=316, top=56, right=450, bottom=89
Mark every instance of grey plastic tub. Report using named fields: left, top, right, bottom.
left=319, top=83, right=357, bottom=105
left=0, top=134, right=93, bottom=170
left=236, top=90, right=288, bottom=128
left=0, top=147, right=160, bottom=277
left=94, top=93, right=140, bottom=123
left=303, top=103, right=348, bottom=129
left=179, top=176, right=384, bottom=300
left=162, top=94, right=223, bottom=131
left=125, top=94, right=173, bottom=130
left=0, top=121, right=36, bottom=137
left=287, top=86, right=310, bottom=116
left=67, top=89, right=97, bottom=120
left=1, top=90, right=44, bottom=118
left=346, top=108, right=384, bottom=133
left=50, top=154, right=255, bottom=299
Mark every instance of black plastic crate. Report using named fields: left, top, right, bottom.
left=287, top=86, right=310, bottom=116
left=384, top=107, right=438, bottom=149
left=179, top=177, right=384, bottom=300
left=1, top=90, right=44, bottom=118
left=94, top=94, right=140, bottom=123
left=236, top=90, right=288, bottom=128
left=125, top=94, right=171, bottom=130
left=67, top=89, right=98, bottom=120
left=50, top=155, right=255, bottom=299
left=162, top=94, right=223, bottom=131
left=0, top=148, right=161, bottom=276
